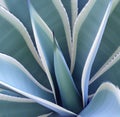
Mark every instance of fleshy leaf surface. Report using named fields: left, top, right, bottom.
left=0, top=54, right=76, bottom=116
left=81, top=0, right=112, bottom=107
left=30, top=0, right=71, bottom=66
left=0, top=53, right=54, bottom=102
left=79, top=82, right=120, bottom=117
left=91, top=0, right=120, bottom=77
left=71, top=0, right=112, bottom=92
left=54, top=39, right=82, bottom=113
left=0, top=93, right=51, bottom=117
left=0, top=5, right=51, bottom=89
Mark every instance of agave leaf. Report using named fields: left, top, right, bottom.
left=61, top=0, right=77, bottom=31
left=79, top=82, right=120, bottom=117
left=30, top=0, right=71, bottom=65
left=89, top=54, right=120, bottom=95
left=1, top=83, right=77, bottom=116
left=0, top=88, right=25, bottom=97
left=0, top=93, right=51, bottom=117
left=28, top=1, right=61, bottom=104
left=54, top=39, right=82, bottom=113
left=1, top=0, right=35, bottom=44
left=0, top=53, right=54, bottom=102
left=91, top=1, right=120, bottom=79
left=0, top=53, right=76, bottom=116
left=0, top=5, right=51, bottom=89
left=81, top=0, right=112, bottom=107
left=89, top=1, right=120, bottom=95
left=2, top=0, right=71, bottom=65
left=71, top=0, right=112, bottom=92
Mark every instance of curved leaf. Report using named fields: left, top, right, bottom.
left=71, top=0, right=112, bottom=92
left=28, top=1, right=61, bottom=104
left=54, top=39, right=82, bottom=113
left=1, top=0, right=35, bottom=44
left=0, top=82, right=77, bottom=117
left=90, top=1, right=120, bottom=78
left=80, top=82, right=120, bottom=117
left=81, top=0, right=112, bottom=107
left=61, top=0, right=77, bottom=31
left=30, top=0, right=71, bottom=66
left=0, top=53, right=54, bottom=102
left=0, top=88, right=25, bottom=97
left=89, top=56, right=120, bottom=95
left=0, top=5, right=51, bottom=89
left=0, top=53, right=76, bottom=116
left=0, top=93, right=51, bottom=117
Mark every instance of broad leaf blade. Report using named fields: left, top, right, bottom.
left=89, top=1, right=120, bottom=95
left=71, top=0, right=112, bottom=92
left=0, top=53, right=54, bottom=102
left=0, top=93, right=51, bottom=117
left=89, top=55, right=120, bottom=95
left=79, top=82, right=120, bottom=117
left=0, top=88, right=25, bottom=97
left=1, top=0, right=35, bottom=44
left=30, top=0, right=71, bottom=66
left=0, top=6, right=51, bottom=89
left=54, top=39, right=82, bottom=113
left=91, top=0, right=120, bottom=78
left=28, top=1, right=59, bottom=103
left=81, top=0, right=112, bottom=107
left=0, top=82, right=77, bottom=116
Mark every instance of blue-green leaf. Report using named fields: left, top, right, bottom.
left=28, top=1, right=59, bottom=103
left=0, top=54, right=76, bottom=116
left=1, top=0, right=35, bottom=43
left=0, top=53, right=54, bottom=102
left=89, top=50, right=120, bottom=95
left=79, top=82, right=120, bottom=117
left=71, top=0, right=112, bottom=92
left=0, top=93, right=51, bottom=117
left=81, top=0, right=112, bottom=107
left=0, top=88, right=25, bottom=97
left=0, top=5, right=51, bottom=89
left=54, top=39, right=82, bottom=113
left=61, top=0, right=77, bottom=31
left=30, top=0, right=71, bottom=66
left=90, top=0, right=120, bottom=77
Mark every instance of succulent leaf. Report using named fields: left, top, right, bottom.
left=0, top=5, right=51, bottom=89
left=61, top=0, right=77, bottom=31
left=81, top=0, right=112, bottom=107
left=91, top=0, right=120, bottom=77
left=71, top=0, right=112, bottom=93
left=54, top=39, right=82, bottom=113
left=28, top=0, right=57, bottom=101
left=80, top=82, right=120, bottom=117
left=0, top=93, right=49, bottom=117
left=0, top=53, right=54, bottom=102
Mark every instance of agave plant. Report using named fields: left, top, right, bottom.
left=0, top=0, right=120, bottom=116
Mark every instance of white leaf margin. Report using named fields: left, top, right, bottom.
left=28, top=1, right=57, bottom=102
left=52, top=0, right=72, bottom=58
left=0, top=53, right=52, bottom=93
left=0, top=79, right=77, bottom=116
left=0, top=5, right=45, bottom=71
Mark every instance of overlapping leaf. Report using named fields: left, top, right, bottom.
left=0, top=5, right=51, bottom=89
left=54, top=39, right=82, bottom=113
left=80, top=82, right=120, bottom=117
